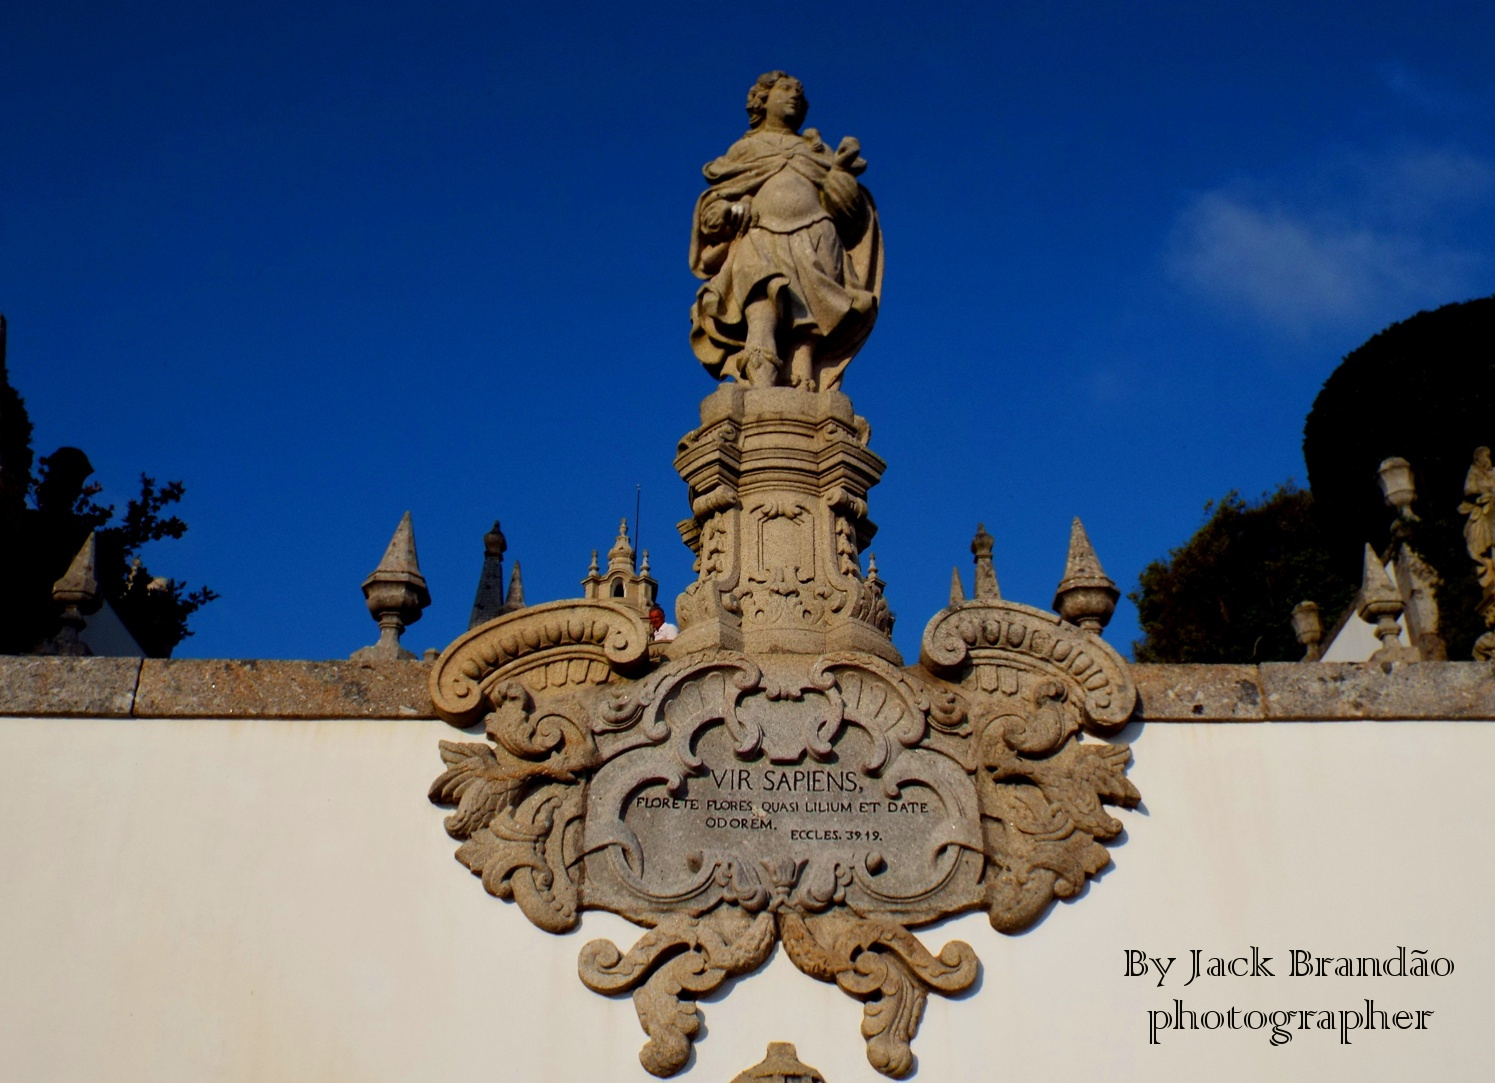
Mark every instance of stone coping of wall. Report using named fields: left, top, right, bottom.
left=2, top=656, right=1493, bottom=722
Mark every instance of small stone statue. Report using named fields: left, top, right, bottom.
left=690, top=71, right=882, bottom=392
left=1459, top=446, right=1495, bottom=592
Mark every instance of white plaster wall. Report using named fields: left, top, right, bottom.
left=0, top=716, right=1490, bottom=1082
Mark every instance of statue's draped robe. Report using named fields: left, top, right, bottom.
left=690, top=128, right=882, bottom=383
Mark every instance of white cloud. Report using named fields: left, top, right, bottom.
left=1166, top=148, right=1491, bottom=337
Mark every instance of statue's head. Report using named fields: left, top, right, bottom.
left=746, top=71, right=807, bottom=131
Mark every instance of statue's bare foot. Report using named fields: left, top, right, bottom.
left=789, top=342, right=816, bottom=391
left=742, top=347, right=781, bottom=388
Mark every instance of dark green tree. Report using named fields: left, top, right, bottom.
left=0, top=316, right=217, bottom=656
left=1131, top=484, right=1357, bottom=663
left=1303, top=295, right=1495, bottom=658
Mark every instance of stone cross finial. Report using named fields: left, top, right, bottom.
left=40, top=532, right=101, bottom=656
left=1291, top=600, right=1323, bottom=661
left=468, top=519, right=508, bottom=629
left=1358, top=543, right=1417, bottom=663
left=970, top=523, right=999, bottom=600
left=353, top=511, right=430, bottom=661
left=1052, top=517, right=1119, bottom=634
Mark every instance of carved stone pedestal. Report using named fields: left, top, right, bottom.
left=672, top=385, right=896, bottom=664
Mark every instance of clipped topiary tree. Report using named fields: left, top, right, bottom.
left=1303, top=295, right=1495, bottom=658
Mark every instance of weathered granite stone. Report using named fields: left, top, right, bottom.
left=1358, top=543, right=1420, bottom=664
left=0, top=655, right=139, bottom=716
left=353, top=512, right=431, bottom=661
left=35, top=532, right=101, bottom=656
left=135, top=659, right=432, bottom=718
left=1052, top=517, right=1119, bottom=633
left=671, top=385, right=895, bottom=664
left=690, top=73, right=881, bottom=393
left=1132, top=664, right=1265, bottom=722
left=422, top=78, right=1146, bottom=1080
left=429, top=594, right=1137, bottom=1077
left=1259, top=660, right=1495, bottom=721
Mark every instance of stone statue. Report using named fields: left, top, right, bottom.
left=1461, top=446, right=1495, bottom=591
left=690, top=71, right=883, bottom=392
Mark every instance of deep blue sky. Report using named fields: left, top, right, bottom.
left=5, top=2, right=1495, bottom=661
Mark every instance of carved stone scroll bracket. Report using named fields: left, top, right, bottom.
left=779, top=910, right=978, bottom=1079
left=429, top=599, right=654, bottom=727
left=578, top=910, right=777, bottom=1077
left=920, top=599, right=1136, bottom=731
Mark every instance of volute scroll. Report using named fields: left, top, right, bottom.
left=920, top=599, right=1136, bottom=730
left=429, top=599, right=653, bottom=727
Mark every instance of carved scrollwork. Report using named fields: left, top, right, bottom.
left=429, top=599, right=653, bottom=726
left=579, top=910, right=777, bottom=1077
left=779, top=910, right=978, bottom=1078
left=431, top=628, right=1136, bottom=1078
left=920, top=599, right=1136, bottom=729
left=963, top=673, right=1139, bottom=933
left=430, top=519, right=1137, bottom=1078
left=428, top=682, right=598, bottom=932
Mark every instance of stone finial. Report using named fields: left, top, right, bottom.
left=588, top=549, right=600, bottom=576
left=468, top=520, right=508, bottom=629
left=1358, top=543, right=1417, bottom=663
left=949, top=567, right=965, bottom=605
left=1374, top=456, right=1445, bottom=659
left=865, top=552, right=883, bottom=593
left=1291, top=600, right=1323, bottom=661
left=500, top=560, right=526, bottom=614
left=607, top=517, right=636, bottom=574
left=40, top=533, right=101, bottom=656
left=970, top=523, right=999, bottom=600
left=730, top=1042, right=826, bottom=1083
left=1377, top=456, right=1418, bottom=521
left=1052, top=517, right=1118, bottom=634
left=353, top=512, right=430, bottom=661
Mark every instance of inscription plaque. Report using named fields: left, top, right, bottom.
left=584, top=655, right=983, bottom=922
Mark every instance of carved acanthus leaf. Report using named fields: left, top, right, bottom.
left=578, top=911, right=777, bottom=1077
left=429, top=740, right=523, bottom=838
left=973, top=713, right=1139, bottom=932
left=779, top=911, right=977, bottom=1078
left=453, top=782, right=585, bottom=933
